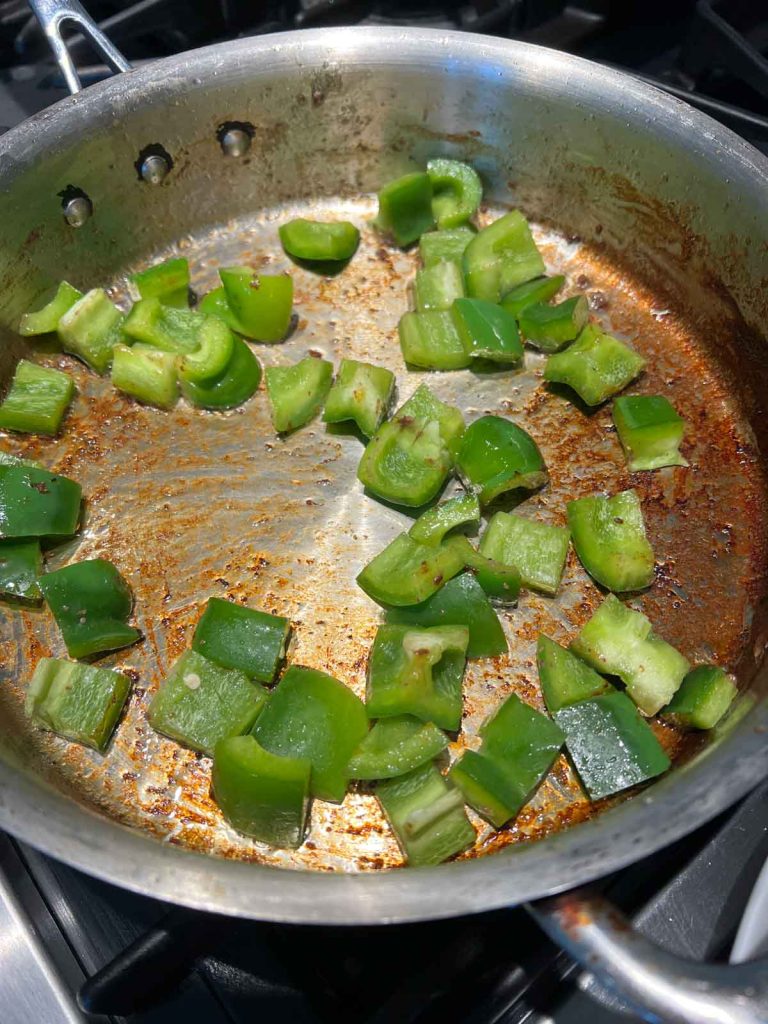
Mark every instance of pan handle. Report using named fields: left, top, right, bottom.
left=529, top=889, right=768, bottom=1024
left=27, top=0, right=131, bottom=95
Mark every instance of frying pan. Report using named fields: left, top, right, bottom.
left=1, top=1, right=767, bottom=1019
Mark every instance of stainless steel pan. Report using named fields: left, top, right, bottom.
left=2, top=2, right=768, bottom=1019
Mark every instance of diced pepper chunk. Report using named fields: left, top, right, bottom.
left=376, top=172, right=435, bottom=247
left=661, top=664, right=737, bottom=729
left=457, top=415, right=548, bottom=505
left=219, top=266, right=293, bottom=343
left=357, top=532, right=466, bottom=607
left=265, top=356, right=333, bottom=433
left=567, top=489, right=654, bottom=592
left=131, top=257, right=190, bottom=308
left=253, top=665, right=367, bottom=802
left=121, top=299, right=202, bottom=354
left=413, top=262, right=465, bottom=313
left=451, top=297, right=523, bottom=365
left=479, top=512, right=570, bottom=596
left=500, top=275, right=565, bottom=318
left=427, top=159, right=482, bottom=230
left=348, top=716, right=449, bottom=780
left=57, top=288, right=123, bottom=373
left=520, top=296, right=589, bottom=353
left=178, top=318, right=234, bottom=384
left=198, top=287, right=250, bottom=336
left=376, top=762, right=475, bottom=866
left=571, top=594, right=690, bottom=715
left=399, top=310, right=470, bottom=370
left=537, top=635, right=612, bottom=713
left=0, top=359, right=74, bottom=435
left=463, top=211, right=545, bottom=303
left=322, top=358, right=395, bottom=438
left=0, top=465, right=81, bottom=538
left=544, top=324, right=645, bottom=406
left=19, top=281, right=83, bottom=336
left=613, top=395, right=688, bottom=471
left=192, top=597, right=291, bottom=684
left=0, top=539, right=42, bottom=601
left=213, top=735, right=310, bottom=848
left=367, top=623, right=468, bottom=731
left=111, top=344, right=179, bottom=410
left=555, top=691, right=670, bottom=800
left=419, top=227, right=475, bottom=269
left=279, top=219, right=359, bottom=262
left=148, top=649, right=267, bottom=756
left=447, top=535, right=521, bottom=602
left=26, top=656, right=131, bottom=752
left=180, top=336, right=261, bottom=410
left=408, top=493, right=480, bottom=546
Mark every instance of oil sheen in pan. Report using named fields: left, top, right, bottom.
left=0, top=197, right=765, bottom=872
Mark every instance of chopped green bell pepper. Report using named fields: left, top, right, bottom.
left=479, top=512, right=570, bottom=596
left=148, top=649, right=267, bottom=756
left=537, top=635, right=611, bottom=713
left=544, top=324, right=645, bottom=406
left=322, top=358, right=395, bottom=438
left=253, top=665, right=368, bottom=802
left=265, top=356, right=333, bottom=433
left=399, top=310, right=470, bottom=370
left=413, top=261, right=465, bottom=312
left=192, top=596, right=290, bottom=684
left=376, top=762, right=475, bottom=865
left=463, top=211, right=545, bottom=303
left=0, top=464, right=81, bottom=538
left=219, top=266, right=293, bottom=343
left=213, top=735, right=310, bottom=848
left=279, top=218, right=360, bottom=262
left=111, top=344, right=179, bottom=410
left=427, top=158, right=482, bottom=230
left=376, top=172, right=435, bottom=247
left=366, top=623, right=468, bottom=731
left=571, top=594, right=690, bottom=715
left=661, top=664, right=737, bottom=730
left=419, top=227, right=475, bottom=269
left=131, top=257, right=190, bottom=308
left=520, top=296, right=589, bottom=352
left=408, top=493, right=480, bottom=546
left=348, top=715, right=449, bottom=780
left=0, top=539, right=42, bottom=601
left=57, top=289, right=123, bottom=373
left=567, top=489, right=654, bottom=592
left=456, top=415, right=548, bottom=505
left=357, top=532, right=466, bottom=607
left=451, top=297, right=523, bottom=365
left=178, top=318, right=234, bottom=384
left=198, top=287, right=249, bottom=336
left=27, top=657, right=131, bottom=752
left=500, top=275, right=565, bottom=318
left=19, top=282, right=83, bottom=336
left=39, top=558, right=141, bottom=658
left=447, top=535, right=521, bottom=602
left=612, top=395, right=688, bottom=471
left=180, top=336, right=261, bottom=410
left=0, top=359, right=74, bottom=435
left=121, top=299, right=202, bottom=354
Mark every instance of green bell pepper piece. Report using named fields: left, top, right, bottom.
left=198, top=287, right=250, bottom=336
left=366, top=623, right=469, bottom=731
left=131, top=257, right=190, bottom=308
left=192, top=596, right=291, bottom=684
left=348, top=715, right=449, bottom=780
left=0, top=464, right=81, bottom=538
left=178, top=317, right=234, bottom=384
left=567, top=489, right=654, bottom=592
left=413, top=262, right=465, bottom=312
left=661, top=664, right=737, bottom=730
left=449, top=693, right=564, bottom=827
left=376, top=762, right=475, bottom=865
left=219, top=266, right=293, bottom=343
left=613, top=395, right=688, bottom=471
left=279, top=218, right=360, bottom=262
left=520, top=296, right=589, bottom=352
left=537, top=635, right=612, bottom=713
left=427, top=158, right=482, bottom=230
left=544, top=324, right=645, bottom=406
left=39, top=558, right=141, bottom=658
left=265, top=356, right=333, bottom=433
left=555, top=690, right=670, bottom=800
left=500, top=275, right=565, bottom=318
left=180, top=336, right=261, bottom=410
left=376, top=172, right=435, bottom=247
left=571, top=594, right=690, bottom=715
left=446, top=535, right=522, bottom=602
left=398, top=310, right=470, bottom=370
left=148, top=649, right=267, bottom=756
left=57, top=288, right=123, bottom=373
left=111, top=344, right=179, bottom=410
left=463, top=211, right=545, bottom=303
left=419, top=227, right=475, bottom=269
left=479, top=511, right=570, bottom=596
left=121, top=299, right=202, bottom=354
left=19, top=281, right=83, bottom=336
left=253, top=665, right=368, bottom=802
left=213, top=735, right=311, bottom=848
left=357, top=384, right=464, bottom=508
left=456, top=415, right=548, bottom=505
left=322, top=358, right=395, bottom=438
left=451, top=297, right=523, bottom=365
left=0, top=539, right=42, bottom=601
left=357, top=532, right=466, bottom=607
left=26, top=656, right=131, bottom=752
left=408, top=493, right=480, bottom=546
left=0, top=359, right=74, bottom=435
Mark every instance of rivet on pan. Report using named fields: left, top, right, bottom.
left=63, top=195, right=92, bottom=227
left=140, top=154, right=170, bottom=185
left=220, top=128, right=251, bottom=157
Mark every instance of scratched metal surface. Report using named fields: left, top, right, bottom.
left=0, top=192, right=765, bottom=872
